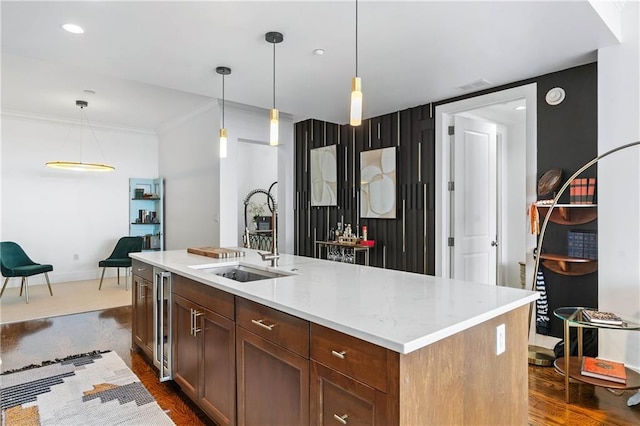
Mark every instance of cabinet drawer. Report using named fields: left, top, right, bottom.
left=132, top=259, right=153, bottom=282
left=172, top=274, right=235, bottom=320
left=311, top=323, right=388, bottom=392
left=311, top=361, right=388, bottom=426
left=236, top=297, right=309, bottom=358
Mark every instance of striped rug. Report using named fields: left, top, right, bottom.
left=0, top=351, right=174, bottom=425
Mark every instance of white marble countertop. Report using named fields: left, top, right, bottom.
left=131, top=249, right=538, bottom=354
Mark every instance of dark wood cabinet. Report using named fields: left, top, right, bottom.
left=311, top=361, right=388, bottom=426
left=172, top=295, right=199, bottom=399
left=310, top=323, right=391, bottom=426
left=132, top=266, right=528, bottom=426
left=173, top=276, right=236, bottom=426
left=132, top=260, right=153, bottom=359
left=235, top=298, right=309, bottom=426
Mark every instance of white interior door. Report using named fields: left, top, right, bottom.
left=452, top=115, right=497, bottom=284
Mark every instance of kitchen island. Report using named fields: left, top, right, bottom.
left=131, top=249, right=538, bottom=425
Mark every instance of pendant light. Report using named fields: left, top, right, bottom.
left=216, top=66, right=231, bottom=158
left=350, top=0, right=362, bottom=126
left=265, top=31, right=283, bottom=146
left=46, top=100, right=115, bottom=172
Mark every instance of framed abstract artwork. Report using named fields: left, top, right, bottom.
left=360, top=147, right=396, bottom=218
left=310, top=145, right=338, bottom=206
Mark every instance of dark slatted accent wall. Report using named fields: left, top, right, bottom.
left=295, top=63, right=597, bottom=334
left=534, top=64, right=598, bottom=338
left=295, top=108, right=435, bottom=274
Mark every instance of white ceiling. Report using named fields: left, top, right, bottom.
left=1, top=1, right=620, bottom=131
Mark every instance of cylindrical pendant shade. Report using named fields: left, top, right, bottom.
left=219, top=128, right=228, bottom=158
left=350, top=77, right=363, bottom=126
left=270, top=109, right=279, bottom=146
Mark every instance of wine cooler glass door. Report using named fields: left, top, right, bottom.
left=153, top=268, right=173, bottom=382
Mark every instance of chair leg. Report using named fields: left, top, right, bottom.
left=24, top=277, right=29, bottom=304
left=44, top=272, right=53, bottom=296
left=99, top=267, right=106, bottom=290
left=19, top=277, right=25, bottom=296
left=117, top=268, right=120, bottom=285
left=0, top=277, right=10, bottom=298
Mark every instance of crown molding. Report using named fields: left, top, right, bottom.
left=1, top=109, right=156, bottom=135
left=224, top=99, right=294, bottom=121
left=155, top=98, right=295, bottom=136
left=156, top=99, right=218, bottom=135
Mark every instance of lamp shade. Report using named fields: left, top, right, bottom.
left=350, top=77, right=363, bottom=126
left=270, top=109, right=279, bottom=146
left=219, top=128, right=228, bottom=158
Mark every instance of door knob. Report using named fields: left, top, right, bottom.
left=491, top=240, right=498, bottom=247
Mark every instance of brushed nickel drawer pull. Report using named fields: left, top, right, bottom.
left=136, top=267, right=147, bottom=272
left=333, top=413, right=348, bottom=424
left=190, top=308, right=195, bottom=336
left=251, top=319, right=275, bottom=331
left=331, top=350, right=346, bottom=359
left=193, top=310, right=203, bottom=335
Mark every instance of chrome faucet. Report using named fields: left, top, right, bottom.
left=259, top=206, right=279, bottom=267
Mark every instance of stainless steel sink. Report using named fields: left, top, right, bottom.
left=197, top=265, right=291, bottom=282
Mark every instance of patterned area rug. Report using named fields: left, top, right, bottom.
left=0, top=351, right=174, bottom=425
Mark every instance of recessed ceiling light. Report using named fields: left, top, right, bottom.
left=62, top=24, right=84, bottom=34
left=515, top=106, right=526, bottom=111
left=313, top=49, right=325, bottom=56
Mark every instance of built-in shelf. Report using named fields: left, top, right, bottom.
left=130, top=178, right=164, bottom=251
left=540, top=253, right=597, bottom=276
left=536, top=204, right=597, bottom=225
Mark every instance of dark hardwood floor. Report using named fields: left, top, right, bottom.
left=2, top=307, right=639, bottom=425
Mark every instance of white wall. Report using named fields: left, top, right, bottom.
left=597, top=2, right=640, bottom=369
left=504, top=121, right=527, bottom=288
left=219, top=102, right=294, bottom=253
left=158, top=102, right=220, bottom=250
left=1, top=112, right=158, bottom=285
left=158, top=100, right=294, bottom=253
left=236, top=141, right=277, bottom=245
left=277, top=119, right=295, bottom=254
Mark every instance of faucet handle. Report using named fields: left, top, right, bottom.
left=259, top=251, right=279, bottom=260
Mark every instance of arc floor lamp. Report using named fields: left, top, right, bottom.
left=529, top=140, right=640, bottom=366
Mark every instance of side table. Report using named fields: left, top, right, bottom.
left=553, top=307, right=640, bottom=403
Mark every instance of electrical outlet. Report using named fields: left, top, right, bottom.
left=496, top=324, right=506, bottom=355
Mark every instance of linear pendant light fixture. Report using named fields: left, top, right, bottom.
left=216, top=66, right=231, bottom=158
left=266, top=31, right=283, bottom=146
left=46, top=100, right=115, bottom=172
left=350, top=0, right=362, bottom=126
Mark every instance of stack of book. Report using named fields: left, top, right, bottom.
left=569, top=177, right=596, bottom=204
left=582, top=309, right=624, bottom=325
left=567, top=230, right=598, bottom=259
left=581, top=356, right=627, bottom=384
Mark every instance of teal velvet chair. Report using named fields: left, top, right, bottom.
left=98, top=236, right=143, bottom=290
left=0, top=241, right=54, bottom=303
